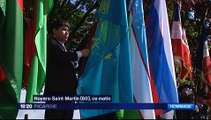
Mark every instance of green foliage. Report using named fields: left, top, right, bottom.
left=46, top=0, right=99, bottom=51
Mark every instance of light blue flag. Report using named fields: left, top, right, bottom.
left=78, top=0, right=133, bottom=118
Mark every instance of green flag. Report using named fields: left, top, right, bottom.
left=0, top=0, right=23, bottom=119
left=44, top=0, right=53, bottom=14
left=26, top=0, right=53, bottom=102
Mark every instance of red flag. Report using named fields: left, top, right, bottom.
left=23, top=18, right=36, bottom=88
left=25, top=0, right=53, bottom=102
left=203, top=40, right=211, bottom=109
left=0, top=66, right=5, bottom=81
left=23, top=1, right=53, bottom=89
left=171, top=2, right=192, bottom=82
left=202, top=40, right=211, bottom=86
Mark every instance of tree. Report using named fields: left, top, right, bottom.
left=47, top=0, right=100, bottom=51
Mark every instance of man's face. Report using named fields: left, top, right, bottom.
left=53, top=26, right=69, bottom=43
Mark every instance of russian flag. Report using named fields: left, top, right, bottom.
left=146, top=0, right=179, bottom=115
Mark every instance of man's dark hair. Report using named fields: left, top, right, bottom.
left=49, top=19, right=70, bottom=34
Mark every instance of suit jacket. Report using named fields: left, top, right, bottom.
left=44, top=38, right=79, bottom=96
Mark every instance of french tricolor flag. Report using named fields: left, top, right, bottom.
left=171, top=1, right=192, bottom=82
left=195, top=25, right=211, bottom=87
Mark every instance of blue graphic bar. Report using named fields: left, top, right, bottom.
left=18, top=103, right=195, bottom=110
left=18, top=103, right=166, bottom=110
left=60, top=103, right=167, bottom=110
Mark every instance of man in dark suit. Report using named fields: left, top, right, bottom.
left=44, top=19, right=90, bottom=119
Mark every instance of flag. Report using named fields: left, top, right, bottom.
left=25, top=0, right=53, bottom=102
left=195, top=25, right=211, bottom=87
left=171, top=1, right=192, bottom=82
left=0, top=0, right=23, bottom=119
left=195, top=24, right=211, bottom=109
left=77, top=21, right=98, bottom=75
left=0, top=66, right=5, bottom=81
left=146, top=0, right=179, bottom=115
left=123, top=0, right=155, bottom=119
left=202, top=39, right=211, bottom=111
left=202, top=39, right=211, bottom=86
left=78, top=0, right=133, bottom=118
left=202, top=28, right=211, bottom=87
